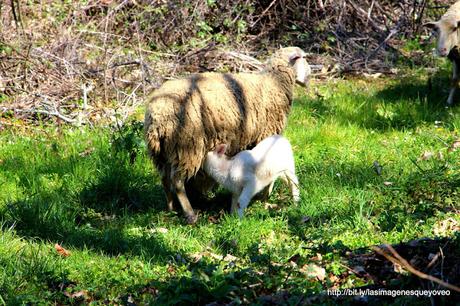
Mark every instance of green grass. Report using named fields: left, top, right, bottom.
left=1, top=71, right=459, bottom=305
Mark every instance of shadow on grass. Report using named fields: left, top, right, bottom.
left=0, top=142, right=186, bottom=262
left=0, top=146, right=239, bottom=264
left=116, top=235, right=460, bottom=305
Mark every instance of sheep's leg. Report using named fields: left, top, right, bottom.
left=447, top=59, right=460, bottom=106
left=172, top=177, right=197, bottom=224
left=162, top=176, right=174, bottom=211
left=161, top=166, right=174, bottom=211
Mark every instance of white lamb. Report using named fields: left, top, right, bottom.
left=204, top=135, right=300, bottom=218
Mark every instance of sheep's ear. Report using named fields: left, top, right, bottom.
left=424, top=21, right=438, bottom=29
left=289, top=52, right=302, bottom=62
left=289, top=49, right=310, bottom=87
left=215, top=144, right=227, bottom=156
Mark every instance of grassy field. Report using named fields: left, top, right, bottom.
left=0, top=71, right=459, bottom=305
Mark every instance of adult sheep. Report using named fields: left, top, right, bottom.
left=144, top=46, right=310, bottom=224
left=425, top=1, right=460, bottom=105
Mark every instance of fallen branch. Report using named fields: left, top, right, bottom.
left=372, top=244, right=460, bottom=293
left=13, top=108, right=76, bottom=123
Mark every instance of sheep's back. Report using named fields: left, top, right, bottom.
left=443, top=1, right=460, bottom=21
left=145, top=72, right=292, bottom=179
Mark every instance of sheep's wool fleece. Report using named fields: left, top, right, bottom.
left=145, top=48, right=299, bottom=179
left=442, top=1, right=460, bottom=22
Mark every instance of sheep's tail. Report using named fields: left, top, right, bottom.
left=144, top=114, right=165, bottom=172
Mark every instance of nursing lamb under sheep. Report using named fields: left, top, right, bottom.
left=425, top=1, right=460, bottom=105
left=204, top=135, right=300, bottom=218
left=144, top=46, right=310, bottom=223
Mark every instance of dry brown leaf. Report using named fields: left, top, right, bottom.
left=311, top=253, right=322, bottom=261
left=301, top=264, right=326, bottom=281
left=393, top=262, right=405, bottom=274
left=433, top=218, right=460, bottom=237
left=266, top=231, right=276, bottom=246
left=155, top=227, right=168, bottom=234
left=328, top=274, right=339, bottom=283
left=55, top=243, right=71, bottom=257
left=437, top=151, right=444, bottom=160
left=264, top=203, right=279, bottom=210
left=190, top=253, right=203, bottom=263
left=419, top=151, right=434, bottom=161
left=207, top=215, right=219, bottom=224
left=223, top=254, right=238, bottom=262
left=78, top=147, right=95, bottom=157
left=448, top=139, right=460, bottom=153
left=167, top=265, right=176, bottom=274
left=64, top=290, right=88, bottom=299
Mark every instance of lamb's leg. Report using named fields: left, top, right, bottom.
left=267, top=181, right=275, bottom=197
left=236, top=181, right=258, bottom=218
left=447, top=59, right=459, bottom=106
left=172, top=176, right=197, bottom=224
left=230, top=194, right=239, bottom=214
left=284, top=171, right=300, bottom=203
left=255, top=182, right=274, bottom=201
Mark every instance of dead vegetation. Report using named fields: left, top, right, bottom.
left=0, top=0, right=452, bottom=125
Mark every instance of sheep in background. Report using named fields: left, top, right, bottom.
left=204, top=135, right=300, bottom=218
left=144, top=46, right=310, bottom=224
left=425, top=1, right=460, bottom=105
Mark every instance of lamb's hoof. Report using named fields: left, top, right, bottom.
left=185, top=214, right=198, bottom=225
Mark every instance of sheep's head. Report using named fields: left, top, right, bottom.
left=267, top=47, right=311, bottom=86
left=425, top=17, right=460, bottom=57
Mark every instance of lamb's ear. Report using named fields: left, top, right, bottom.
left=215, top=144, right=227, bottom=156
left=424, top=21, right=438, bottom=29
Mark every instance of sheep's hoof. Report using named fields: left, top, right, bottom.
left=185, top=214, right=198, bottom=225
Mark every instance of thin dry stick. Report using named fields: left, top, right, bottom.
left=251, top=0, right=279, bottom=27
left=372, top=244, right=460, bottom=292
left=135, top=20, right=146, bottom=97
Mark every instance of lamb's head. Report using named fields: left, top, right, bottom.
left=426, top=17, right=460, bottom=57
left=204, top=144, right=229, bottom=173
left=267, top=46, right=311, bottom=86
